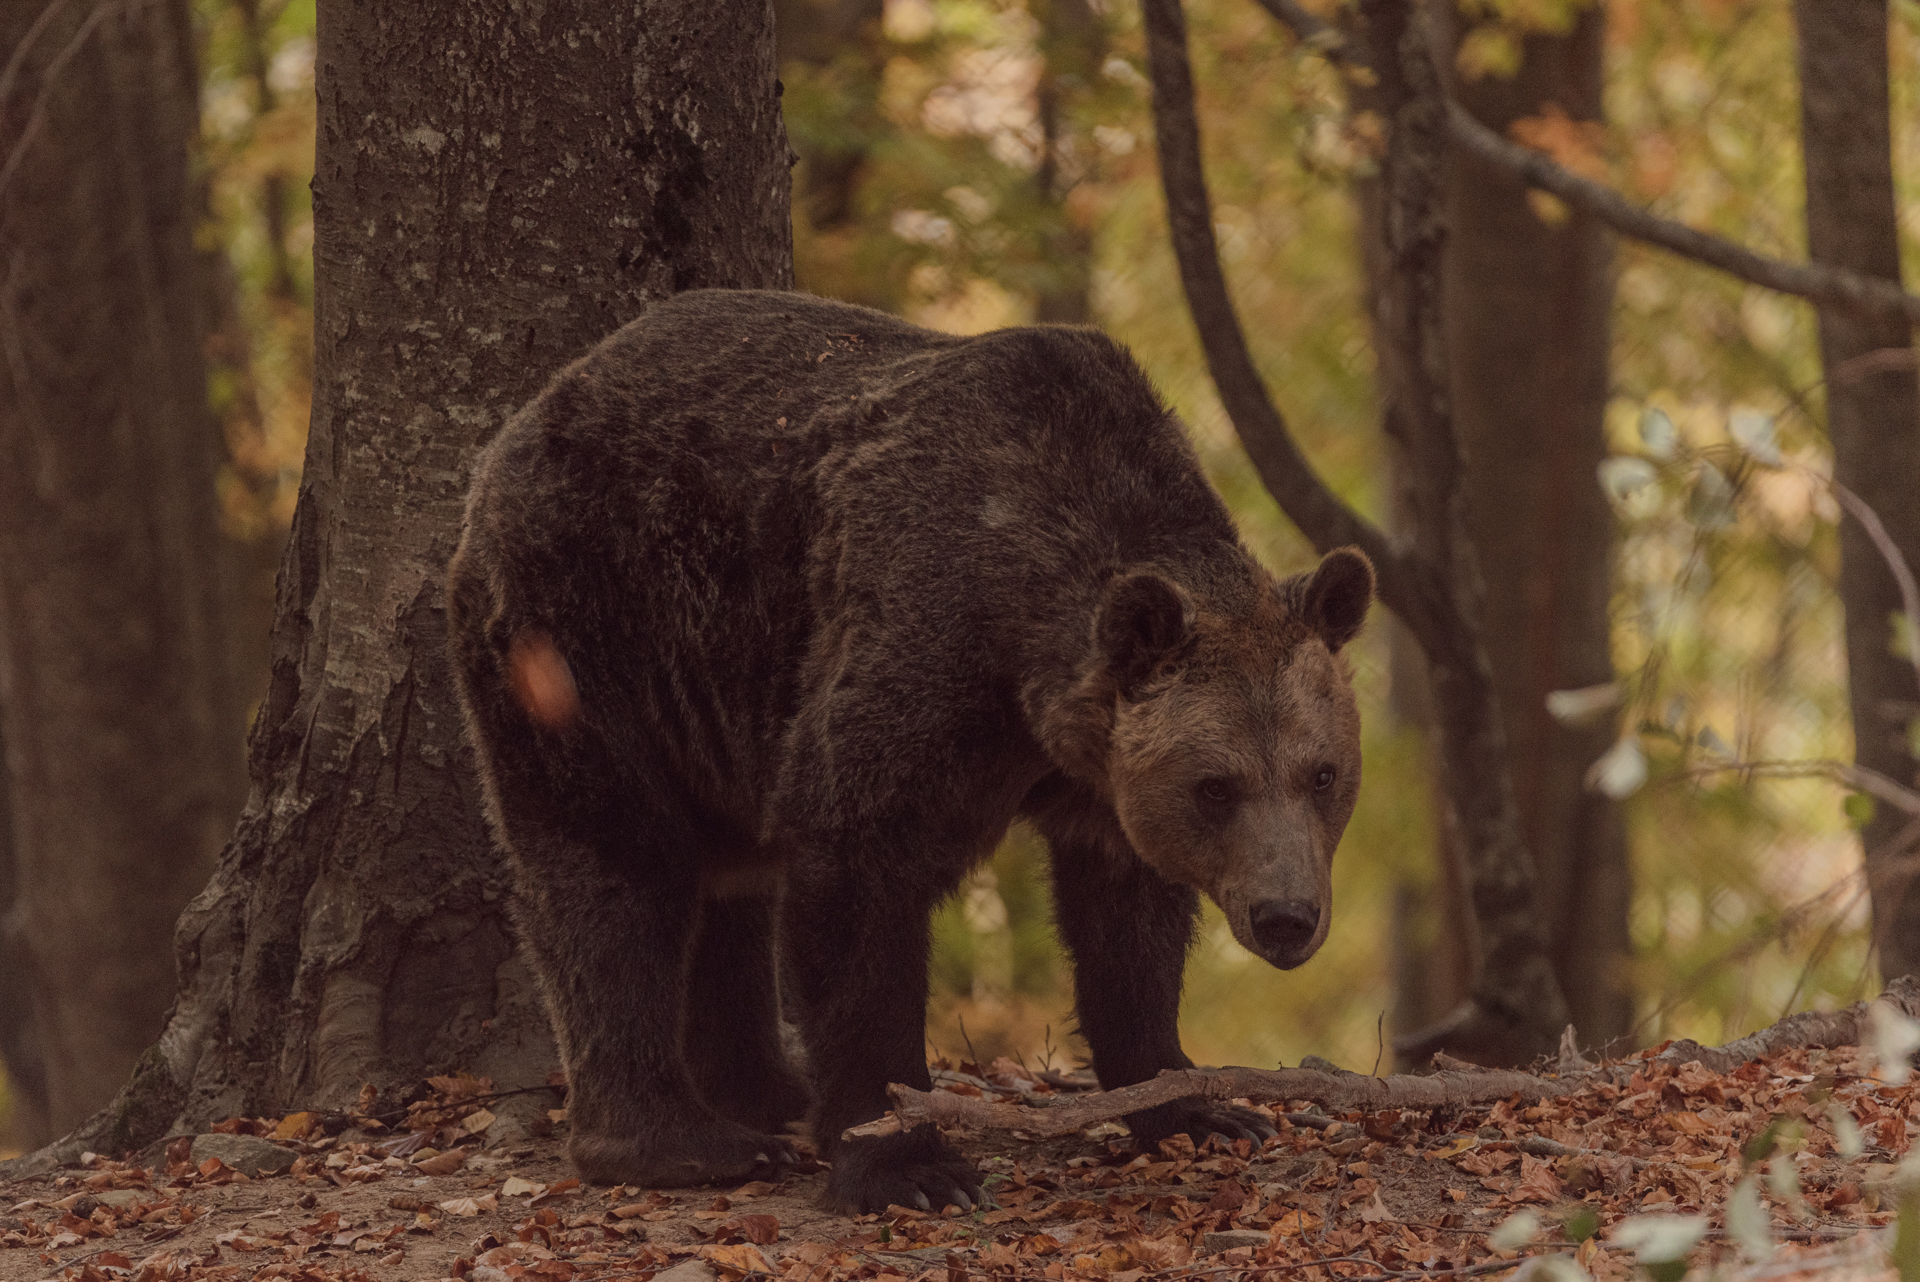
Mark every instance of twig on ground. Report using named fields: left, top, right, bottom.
left=848, top=977, right=1920, bottom=1141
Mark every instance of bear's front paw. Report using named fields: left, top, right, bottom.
left=827, top=1127, right=983, bottom=1215
left=1125, top=1100, right=1276, bottom=1152
left=570, top=1117, right=795, bottom=1187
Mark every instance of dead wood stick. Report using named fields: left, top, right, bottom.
left=844, top=976, right=1920, bottom=1142
left=846, top=1065, right=1572, bottom=1140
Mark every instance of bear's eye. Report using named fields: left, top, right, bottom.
left=1196, top=778, right=1233, bottom=805
left=1313, top=764, right=1337, bottom=792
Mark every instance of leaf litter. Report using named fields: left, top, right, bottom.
left=4, top=1043, right=1920, bottom=1281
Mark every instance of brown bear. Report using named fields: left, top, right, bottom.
left=446, top=289, right=1372, bottom=1215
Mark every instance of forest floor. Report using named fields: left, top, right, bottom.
left=0, top=1041, right=1910, bottom=1282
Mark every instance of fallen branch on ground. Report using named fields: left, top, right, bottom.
left=846, top=976, right=1920, bottom=1141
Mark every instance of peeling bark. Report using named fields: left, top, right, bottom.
left=4, top=0, right=793, bottom=1173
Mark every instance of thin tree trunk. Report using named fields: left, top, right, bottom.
left=0, top=0, right=794, bottom=1171
left=1440, top=6, right=1626, bottom=1049
left=1356, top=0, right=1569, bottom=1065
left=0, top=0, right=246, bottom=1137
left=1033, top=0, right=1103, bottom=325
left=1142, top=0, right=1570, bottom=1065
left=1792, top=0, right=1920, bottom=978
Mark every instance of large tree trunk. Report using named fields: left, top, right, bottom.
left=6, top=0, right=793, bottom=1168
left=1792, top=1, right=1920, bottom=980
left=1439, top=7, right=1626, bottom=1049
left=0, top=0, right=246, bottom=1139
left=0, top=712, right=51, bottom=1151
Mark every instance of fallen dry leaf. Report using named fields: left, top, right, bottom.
left=713, top=1212, right=779, bottom=1245
left=439, top=1193, right=499, bottom=1217
left=414, top=1149, right=466, bottom=1177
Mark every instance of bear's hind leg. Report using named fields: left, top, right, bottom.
left=682, top=891, right=812, bottom=1135
left=509, top=825, right=793, bottom=1188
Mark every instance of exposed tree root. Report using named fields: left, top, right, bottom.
left=846, top=976, right=1920, bottom=1141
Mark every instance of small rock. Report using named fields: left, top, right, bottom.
left=652, top=1261, right=720, bottom=1282
left=1203, top=1230, right=1270, bottom=1254
left=95, top=1189, right=144, bottom=1208
left=189, top=1133, right=299, bottom=1178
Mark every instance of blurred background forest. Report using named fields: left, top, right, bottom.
left=2, top=0, right=1918, bottom=1153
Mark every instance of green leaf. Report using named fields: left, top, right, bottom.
left=1599, top=456, right=1659, bottom=504
left=1726, top=1175, right=1772, bottom=1262
left=1640, top=407, right=1678, bottom=459
left=1562, top=1206, right=1600, bottom=1244
left=1587, top=737, right=1648, bottom=799
left=1828, top=1100, right=1865, bottom=1159
left=1846, top=793, right=1877, bottom=829
left=1729, top=409, right=1782, bottom=465
left=1744, top=1118, right=1785, bottom=1164
left=1613, top=1214, right=1707, bottom=1264
left=1896, top=1187, right=1920, bottom=1282
left=1490, top=1209, right=1540, bottom=1250
left=1871, top=1001, right=1920, bottom=1086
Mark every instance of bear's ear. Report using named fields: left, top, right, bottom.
left=1096, top=571, right=1194, bottom=698
left=1293, top=547, right=1374, bottom=652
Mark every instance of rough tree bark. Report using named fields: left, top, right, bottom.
left=1438, top=6, right=1626, bottom=1048
left=0, top=714, right=50, bottom=1151
left=1792, top=1, right=1920, bottom=979
left=0, top=0, right=246, bottom=1139
left=5, top=0, right=794, bottom=1170
left=1142, top=0, right=1569, bottom=1065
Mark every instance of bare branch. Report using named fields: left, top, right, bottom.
left=1139, top=0, right=1444, bottom=644
left=1246, top=0, right=1920, bottom=324
left=1676, top=757, right=1920, bottom=818
left=1142, top=0, right=1470, bottom=666
left=1829, top=480, right=1920, bottom=696
left=848, top=975, right=1920, bottom=1142
left=1442, top=103, right=1920, bottom=324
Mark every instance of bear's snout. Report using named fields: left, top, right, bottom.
left=1248, top=898, right=1321, bottom=968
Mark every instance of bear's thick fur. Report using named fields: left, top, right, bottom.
left=446, top=290, right=1372, bottom=1214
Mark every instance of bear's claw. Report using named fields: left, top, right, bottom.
left=828, top=1127, right=984, bottom=1215
left=1125, top=1101, right=1278, bottom=1152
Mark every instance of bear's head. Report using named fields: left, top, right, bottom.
left=1065, top=548, right=1373, bottom=970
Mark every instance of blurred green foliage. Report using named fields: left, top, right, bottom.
left=80, top=0, right=1915, bottom=1108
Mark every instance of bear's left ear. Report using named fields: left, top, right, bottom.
left=1096, top=571, right=1195, bottom=699
left=1291, top=547, right=1374, bottom=652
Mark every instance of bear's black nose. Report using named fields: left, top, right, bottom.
left=1249, top=899, right=1320, bottom=961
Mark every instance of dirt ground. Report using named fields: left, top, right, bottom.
left=0, top=1044, right=1905, bottom=1282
